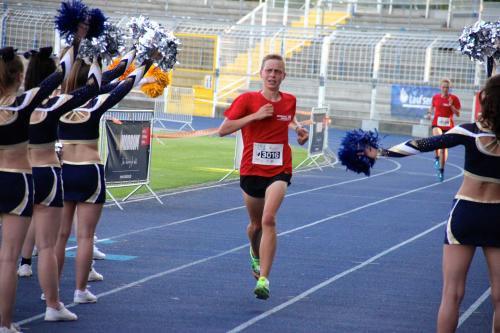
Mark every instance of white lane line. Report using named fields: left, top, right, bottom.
left=64, top=160, right=402, bottom=250
left=458, top=288, right=491, bottom=327
left=229, top=160, right=466, bottom=332
left=103, top=181, right=239, bottom=207
left=15, top=244, right=249, bottom=326
left=103, top=164, right=333, bottom=207
left=280, top=161, right=462, bottom=236
left=227, top=221, right=448, bottom=333
left=19, top=162, right=462, bottom=326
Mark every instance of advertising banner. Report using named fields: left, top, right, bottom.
left=391, top=85, right=439, bottom=119
left=105, top=120, right=151, bottom=183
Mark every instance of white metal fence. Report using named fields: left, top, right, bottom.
left=1, top=9, right=54, bottom=50
left=249, top=0, right=483, bottom=29
left=0, top=3, right=489, bottom=129
left=165, top=21, right=483, bottom=125
left=208, top=25, right=483, bottom=125
left=154, top=86, right=195, bottom=131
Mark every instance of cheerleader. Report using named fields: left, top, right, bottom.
left=56, top=56, right=157, bottom=304
left=53, top=48, right=135, bottom=286
left=0, top=43, right=72, bottom=333
left=339, top=75, right=500, bottom=333
left=54, top=16, right=177, bottom=304
left=27, top=44, right=131, bottom=318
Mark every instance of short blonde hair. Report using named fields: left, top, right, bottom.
left=260, top=54, right=285, bottom=71
left=440, top=78, right=451, bottom=86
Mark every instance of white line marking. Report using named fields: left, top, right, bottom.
left=15, top=244, right=249, bottom=326
left=65, top=160, right=402, bottom=250
left=227, top=221, right=448, bottom=333
left=19, top=161, right=463, bottom=326
left=103, top=181, right=239, bottom=207
left=458, top=288, right=491, bottom=327
left=103, top=165, right=332, bottom=207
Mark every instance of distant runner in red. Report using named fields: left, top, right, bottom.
left=427, top=78, right=461, bottom=181
left=218, top=54, right=309, bottom=300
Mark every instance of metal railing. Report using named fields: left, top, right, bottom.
left=0, top=2, right=489, bottom=127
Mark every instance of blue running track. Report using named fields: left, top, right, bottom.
left=12, top=119, right=493, bottom=332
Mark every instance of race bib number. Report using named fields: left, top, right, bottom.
left=437, top=117, right=450, bottom=127
left=252, top=143, right=283, bottom=166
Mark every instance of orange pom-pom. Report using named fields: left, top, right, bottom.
left=140, top=83, right=164, bottom=98
left=140, top=65, right=171, bottom=98
left=145, top=66, right=171, bottom=87
left=107, top=56, right=136, bottom=81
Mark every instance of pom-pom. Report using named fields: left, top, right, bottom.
left=100, top=22, right=124, bottom=58
left=147, top=65, right=170, bottom=86
left=127, top=16, right=179, bottom=71
left=338, top=129, right=380, bottom=176
left=128, top=16, right=149, bottom=41
left=140, top=65, right=171, bottom=98
left=55, top=0, right=88, bottom=40
left=459, top=20, right=500, bottom=62
left=107, top=57, right=136, bottom=80
left=86, top=8, right=107, bottom=39
left=78, top=22, right=124, bottom=63
left=140, top=83, right=164, bottom=98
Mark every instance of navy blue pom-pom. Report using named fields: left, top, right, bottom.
left=338, top=129, right=380, bottom=176
left=87, top=8, right=107, bottom=39
left=55, top=0, right=88, bottom=38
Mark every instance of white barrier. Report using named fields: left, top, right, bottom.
left=153, top=86, right=195, bottom=132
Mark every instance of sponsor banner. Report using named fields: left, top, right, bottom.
left=105, top=120, right=151, bottom=183
left=308, top=108, right=328, bottom=156
left=391, top=85, right=439, bottom=119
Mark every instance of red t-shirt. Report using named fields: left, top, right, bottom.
left=431, top=93, right=461, bottom=130
left=224, top=91, right=296, bottom=177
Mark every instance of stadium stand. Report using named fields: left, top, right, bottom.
left=3, top=0, right=498, bottom=134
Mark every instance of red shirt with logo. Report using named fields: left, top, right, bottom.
left=224, top=91, right=296, bottom=177
left=431, top=93, right=461, bottom=130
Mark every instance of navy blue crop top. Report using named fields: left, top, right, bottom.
left=381, top=123, right=500, bottom=182
left=29, top=52, right=135, bottom=146
left=58, top=63, right=148, bottom=142
left=0, top=47, right=73, bottom=147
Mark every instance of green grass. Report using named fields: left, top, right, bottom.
left=107, top=136, right=308, bottom=199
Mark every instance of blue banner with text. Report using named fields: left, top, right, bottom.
left=391, top=85, right=439, bottom=119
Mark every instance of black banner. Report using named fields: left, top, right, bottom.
left=308, top=111, right=327, bottom=156
left=105, top=120, right=151, bottom=183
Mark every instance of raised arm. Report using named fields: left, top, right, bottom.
left=20, top=45, right=75, bottom=111
left=101, top=49, right=135, bottom=85
left=36, top=58, right=102, bottom=115
left=78, top=61, right=151, bottom=118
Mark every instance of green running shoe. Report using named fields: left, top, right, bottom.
left=438, top=170, right=444, bottom=182
left=254, top=276, right=270, bottom=300
left=434, top=158, right=440, bottom=170
left=249, top=248, right=260, bottom=279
